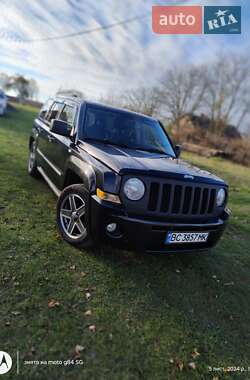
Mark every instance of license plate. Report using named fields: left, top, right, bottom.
left=166, top=232, right=209, bottom=244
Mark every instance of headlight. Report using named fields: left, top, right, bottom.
left=124, top=178, right=145, bottom=201
left=216, top=188, right=226, bottom=207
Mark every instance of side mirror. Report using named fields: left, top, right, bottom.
left=50, top=119, right=70, bottom=138
left=175, top=144, right=181, bottom=158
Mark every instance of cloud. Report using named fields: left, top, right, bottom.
left=0, top=0, right=248, bottom=100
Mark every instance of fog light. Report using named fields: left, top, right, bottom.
left=106, top=223, right=117, bottom=233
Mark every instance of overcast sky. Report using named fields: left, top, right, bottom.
left=0, top=0, right=249, bottom=102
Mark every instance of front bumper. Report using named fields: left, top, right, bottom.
left=90, top=195, right=230, bottom=253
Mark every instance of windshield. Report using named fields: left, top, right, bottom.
left=82, top=106, right=176, bottom=157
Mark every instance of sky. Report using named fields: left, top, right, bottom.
left=0, top=0, right=249, bottom=102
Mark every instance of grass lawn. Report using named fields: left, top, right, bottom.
left=0, top=104, right=249, bottom=380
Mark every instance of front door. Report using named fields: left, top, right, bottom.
left=44, top=103, right=78, bottom=190
left=36, top=101, right=64, bottom=186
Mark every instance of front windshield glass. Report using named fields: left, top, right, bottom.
left=82, top=106, right=176, bottom=157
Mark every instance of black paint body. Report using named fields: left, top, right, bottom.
left=29, top=97, right=229, bottom=253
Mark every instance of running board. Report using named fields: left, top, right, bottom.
left=37, top=166, right=61, bottom=197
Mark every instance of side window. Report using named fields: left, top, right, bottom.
left=46, top=102, right=63, bottom=122
left=59, top=105, right=76, bottom=125
left=39, top=99, right=53, bottom=120
left=59, top=104, right=76, bottom=134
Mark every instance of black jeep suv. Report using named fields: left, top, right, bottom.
left=28, top=96, right=230, bottom=253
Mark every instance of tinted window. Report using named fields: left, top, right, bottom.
left=39, top=99, right=53, bottom=120
left=82, top=106, right=176, bottom=157
left=59, top=105, right=76, bottom=126
left=46, top=102, right=63, bottom=122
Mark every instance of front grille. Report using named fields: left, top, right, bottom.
left=148, top=181, right=217, bottom=216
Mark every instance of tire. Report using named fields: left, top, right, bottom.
left=56, top=184, right=93, bottom=248
left=28, top=141, right=40, bottom=178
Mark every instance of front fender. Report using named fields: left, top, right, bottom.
left=66, top=155, right=96, bottom=193
left=29, top=119, right=40, bottom=149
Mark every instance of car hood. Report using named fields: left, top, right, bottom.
left=80, top=141, right=226, bottom=185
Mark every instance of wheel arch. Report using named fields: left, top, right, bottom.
left=64, top=157, right=96, bottom=193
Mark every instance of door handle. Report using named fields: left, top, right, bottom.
left=48, top=135, right=55, bottom=142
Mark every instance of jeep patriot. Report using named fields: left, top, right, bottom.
left=28, top=96, right=230, bottom=253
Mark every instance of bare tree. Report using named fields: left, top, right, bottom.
left=122, top=87, right=160, bottom=116
left=158, top=65, right=208, bottom=127
left=204, top=56, right=250, bottom=130
left=99, top=55, right=250, bottom=135
left=99, top=92, right=124, bottom=108
left=100, top=87, right=160, bottom=117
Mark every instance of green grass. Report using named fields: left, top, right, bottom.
left=0, top=105, right=250, bottom=380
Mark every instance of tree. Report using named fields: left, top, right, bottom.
left=3, top=74, right=39, bottom=101
left=100, top=87, right=160, bottom=117
left=122, top=87, right=160, bottom=116
left=99, top=93, right=124, bottom=108
left=158, top=65, right=208, bottom=128
left=5, top=75, right=29, bottom=101
left=203, top=56, right=250, bottom=131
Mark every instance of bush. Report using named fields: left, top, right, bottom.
left=205, top=134, right=250, bottom=167
left=169, top=121, right=250, bottom=167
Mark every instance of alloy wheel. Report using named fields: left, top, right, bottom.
left=60, top=193, right=87, bottom=240
left=28, top=143, right=36, bottom=171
